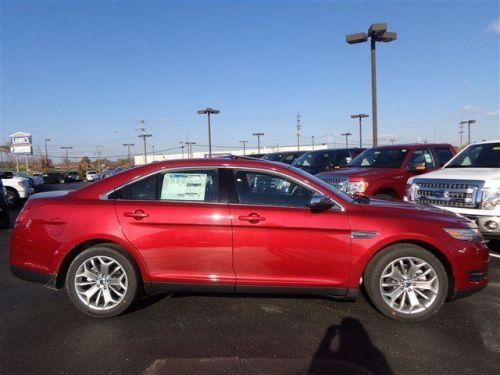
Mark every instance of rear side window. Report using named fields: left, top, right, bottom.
left=111, top=170, right=218, bottom=202
left=410, top=149, right=434, bottom=167
left=434, top=147, right=454, bottom=167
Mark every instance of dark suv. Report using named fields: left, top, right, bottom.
left=261, top=151, right=305, bottom=164
left=291, top=148, right=365, bottom=175
left=43, top=172, right=66, bottom=184
left=316, top=143, right=456, bottom=199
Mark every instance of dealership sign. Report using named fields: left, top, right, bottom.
left=10, top=132, right=33, bottom=155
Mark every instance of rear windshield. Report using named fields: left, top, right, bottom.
left=350, top=148, right=408, bottom=168
left=446, top=142, right=500, bottom=168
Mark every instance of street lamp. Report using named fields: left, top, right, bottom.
left=346, top=23, right=397, bottom=147
left=350, top=114, right=369, bottom=147
left=44, top=138, right=51, bottom=169
left=197, top=107, right=220, bottom=158
left=459, top=121, right=467, bottom=147
left=341, top=133, right=352, bottom=148
left=252, top=133, right=264, bottom=154
left=179, top=141, right=185, bottom=159
left=390, top=138, right=396, bottom=145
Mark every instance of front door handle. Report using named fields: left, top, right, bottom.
left=124, top=210, right=149, bottom=220
left=238, top=213, right=265, bottom=223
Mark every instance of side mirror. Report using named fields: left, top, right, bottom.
left=308, top=195, right=335, bottom=212
left=407, top=162, right=426, bottom=173
left=0, top=171, right=13, bottom=179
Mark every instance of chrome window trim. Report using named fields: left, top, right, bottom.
left=100, top=164, right=345, bottom=211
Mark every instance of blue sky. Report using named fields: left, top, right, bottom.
left=1, top=0, right=499, bottom=160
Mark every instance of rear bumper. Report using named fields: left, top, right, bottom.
left=10, top=264, right=58, bottom=289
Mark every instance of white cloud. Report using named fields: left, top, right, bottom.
left=486, top=18, right=500, bottom=33
left=461, top=105, right=484, bottom=113
left=486, top=110, right=500, bottom=117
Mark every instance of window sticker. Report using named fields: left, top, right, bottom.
left=161, top=173, right=208, bottom=201
left=424, top=154, right=432, bottom=163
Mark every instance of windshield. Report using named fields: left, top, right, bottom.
left=446, top=142, right=500, bottom=168
left=292, top=151, right=333, bottom=168
left=349, top=148, right=408, bottom=168
left=261, top=153, right=283, bottom=162
left=289, top=166, right=354, bottom=203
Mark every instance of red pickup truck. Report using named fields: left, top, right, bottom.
left=316, top=144, right=456, bottom=199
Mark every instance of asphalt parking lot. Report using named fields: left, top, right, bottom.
left=0, top=182, right=499, bottom=374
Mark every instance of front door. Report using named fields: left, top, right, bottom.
left=227, top=169, right=352, bottom=294
left=114, top=168, right=234, bottom=289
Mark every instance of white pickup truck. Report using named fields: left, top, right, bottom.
left=1, top=173, right=34, bottom=207
left=406, top=139, right=499, bottom=239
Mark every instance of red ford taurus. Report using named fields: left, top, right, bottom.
left=10, top=158, right=489, bottom=320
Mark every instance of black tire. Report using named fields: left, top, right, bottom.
left=5, top=188, right=20, bottom=208
left=66, top=245, right=139, bottom=318
left=364, top=244, right=448, bottom=321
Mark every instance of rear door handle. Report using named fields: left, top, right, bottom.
left=238, top=213, right=265, bottom=223
left=123, top=210, right=149, bottom=220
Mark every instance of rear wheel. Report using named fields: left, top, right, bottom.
left=364, top=244, right=448, bottom=321
left=66, top=245, right=139, bottom=317
left=5, top=188, right=19, bottom=208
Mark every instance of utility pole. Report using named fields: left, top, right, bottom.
left=296, top=112, right=302, bottom=151
left=44, top=138, right=51, bottom=170
left=458, top=121, right=466, bottom=147
left=340, top=133, right=352, bottom=148
left=466, top=120, right=476, bottom=145
left=95, top=146, right=104, bottom=171
left=123, top=143, right=134, bottom=165
left=239, top=140, right=249, bottom=155
left=350, top=114, right=369, bottom=147
left=60, top=146, right=73, bottom=169
left=312, top=136, right=315, bottom=150
left=185, top=142, right=196, bottom=158
left=179, top=141, right=185, bottom=159
left=252, top=133, right=264, bottom=154
left=137, top=120, right=152, bottom=164
left=151, top=145, right=155, bottom=161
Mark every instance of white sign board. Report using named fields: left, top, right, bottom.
left=10, top=132, right=33, bottom=155
left=161, top=173, right=208, bottom=201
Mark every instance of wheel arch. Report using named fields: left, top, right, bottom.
left=374, top=187, right=399, bottom=199
left=55, top=239, right=146, bottom=289
left=362, top=239, right=455, bottom=297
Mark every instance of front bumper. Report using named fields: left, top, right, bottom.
left=10, top=264, right=58, bottom=289
left=463, top=215, right=500, bottom=239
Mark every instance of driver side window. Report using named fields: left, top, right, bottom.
left=234, top=170, right=313, bottom=208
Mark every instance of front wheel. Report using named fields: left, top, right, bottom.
left=66, top=245, right=139, bottom=317
left=364, top=244, right=448, bottom=321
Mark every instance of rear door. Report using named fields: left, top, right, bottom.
left=113, top=168, right=234, bottom=289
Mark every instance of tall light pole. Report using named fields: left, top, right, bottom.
left=296, top=112, right=302, bottom=151
left=350, top=114, right=369, bottom=147
left=239, top=140, right=249, bottom=155
left=197, top=107, right=220, bottom=158
left=312, top=136, right=315, bottom=150
left=123, top=143, right=134, bottom=165
left=253, top=133, right=264, bottom=154
left=60, top=146, right=73, bottom=169
left=347, top=23, right=397, bottom=147
left=137, top=121, right=152, bottom=164
left=341, top=133, right=352, bottom=148
left=390, top=138, right=396, bottom=145
left=466, top=120, right=476, bottom=145
left=44, top=138, right=51, bottom=169
left=185, top=142, right=196, bottom=158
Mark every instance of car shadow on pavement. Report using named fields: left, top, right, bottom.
left=308, top=317, right=394, bottom=375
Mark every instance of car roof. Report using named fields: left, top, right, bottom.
left=369, top=143, right=453, bottom=150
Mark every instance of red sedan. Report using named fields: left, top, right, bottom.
left=10, top=158, right=489, bottom=320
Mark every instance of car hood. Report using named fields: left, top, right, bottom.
left=409, top=167, right=500, bottom=184
left=318, top=167, right=398, bottom=180
left=360, top=197, right=473, bottom=225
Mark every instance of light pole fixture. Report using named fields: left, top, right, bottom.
left=239, top=140, right=249, bottom=155
left=350, top=114, right=369, bottom=147
left=60, top=146, right=73, bottom=169
left=341, top=133, right=352, bottom=148
left=252, top=133, right=264, bottom=154
left=197, top=107, right=220, bottom=158
left=123, top=143, right=135, bottom=165
left=346, top=23, right=397, bottom=147
left=44, top=138, right=51, bottom=169
left=465, top=120, right=476, bottom=145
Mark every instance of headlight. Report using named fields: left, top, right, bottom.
left=347, top=181, right=369, bottom=195
left=405, top=183, right=418, bottom=201
left=444, top=228, right=482, bottom=241
left=17, top=180, right=28, bottom=188
left=481, top=188, right=500, bottom=210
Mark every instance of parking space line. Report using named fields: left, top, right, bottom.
left=490, top=253, right=500, bottom=259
